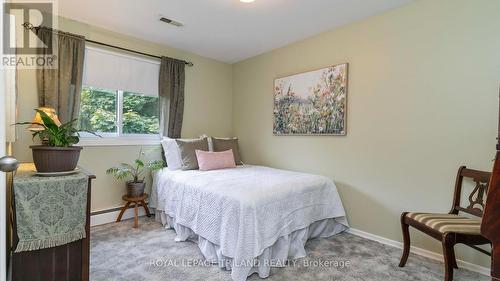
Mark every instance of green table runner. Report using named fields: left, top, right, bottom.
left=13, top=170, right=88, bottom=252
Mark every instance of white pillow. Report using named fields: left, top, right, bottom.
left=160, top=137, right=182, bottom=170
left=199, top=134, right=213, bottom=151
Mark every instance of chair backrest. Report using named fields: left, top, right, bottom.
left=451, top=166, right=492, bottom=217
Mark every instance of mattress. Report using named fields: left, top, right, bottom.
left=151, top=165, right=348, bottom=281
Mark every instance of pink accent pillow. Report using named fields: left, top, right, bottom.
left=196, top=149, right=236, bottom=171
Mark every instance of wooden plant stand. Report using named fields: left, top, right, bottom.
left=116, top=193, right=151, bottom=228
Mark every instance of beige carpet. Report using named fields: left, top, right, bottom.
left=90, top=217, right=489, bottom=281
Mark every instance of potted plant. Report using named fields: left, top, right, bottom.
left=106, top=149, right=164, bottom=197
left=15, top=109, right=93, bottom=173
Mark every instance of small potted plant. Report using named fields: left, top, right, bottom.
left=15, top=108, right=95, bottom=173
left=106, top=149, right=164, bottom=197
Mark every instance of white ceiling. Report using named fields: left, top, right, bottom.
left=58, top=0, right=412, bottom=63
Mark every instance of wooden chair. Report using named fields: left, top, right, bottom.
left=482, top=151, right=500, bottom=281
left=399, top=166, right=492, bottom=281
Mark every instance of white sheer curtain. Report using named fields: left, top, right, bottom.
left=4, top=66, right=17, bottom=143
left=4, top=14, right=16, bottom=143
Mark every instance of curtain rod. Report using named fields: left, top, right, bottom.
left=22, top=22, right=194, bottom=67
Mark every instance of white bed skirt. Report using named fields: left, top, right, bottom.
left=156, top=210, right=348, bottom=281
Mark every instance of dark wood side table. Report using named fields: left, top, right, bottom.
left=116, top=193, right=151, bottom=228
left=11, top=164, right=94, bottom=281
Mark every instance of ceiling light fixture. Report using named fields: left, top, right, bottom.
left=160, top=17, right=183, bottom=27
left=240, top=0, right=255, bottom=3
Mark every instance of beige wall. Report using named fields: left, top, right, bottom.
left=13, top=16, right=233, bottom=212
left=232, top=0, right=500, bottom=268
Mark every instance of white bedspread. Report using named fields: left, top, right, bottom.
left=151, top=165, right=348, bottom=280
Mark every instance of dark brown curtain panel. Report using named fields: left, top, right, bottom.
left=36, top=27, right=85, bottom=124
left=159, top=56, right=185, bottom=138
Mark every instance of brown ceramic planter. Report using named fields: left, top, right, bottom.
left=30, top=145, right=83, bottom=173
left=126, top=181, right=145, bottom=197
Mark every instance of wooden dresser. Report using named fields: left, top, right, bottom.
left=10, top=164, right=95, bottom=281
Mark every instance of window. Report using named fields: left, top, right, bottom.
left=79, top=87, right=117, bottom=134
left=78, top=46, right=161, bottom=146
left=79, top=86, right=159, bottom=134
left=122, top=92, right=159, bottom=134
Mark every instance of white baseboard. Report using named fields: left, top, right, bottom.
left=348, top=228, right=491, bottom=277
left=91, top=208, right=148, bottom=227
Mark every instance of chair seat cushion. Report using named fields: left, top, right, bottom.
left=406, top=212, right=481, bottom=234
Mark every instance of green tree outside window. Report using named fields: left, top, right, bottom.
left=79, top=86, right=159, bottom=135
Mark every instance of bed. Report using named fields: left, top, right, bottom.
left=150, top=165, right=348, bottom=281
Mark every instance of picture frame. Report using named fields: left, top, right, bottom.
left=273, top=63, right=348, bottom=136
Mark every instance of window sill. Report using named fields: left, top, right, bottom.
left=78, top=136, right=161, bottom=147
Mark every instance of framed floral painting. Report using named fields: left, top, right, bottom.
left=273, top=63, right=348, bottom=135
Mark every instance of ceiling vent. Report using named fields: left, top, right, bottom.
left=160, top=17, right=183, bottom=27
